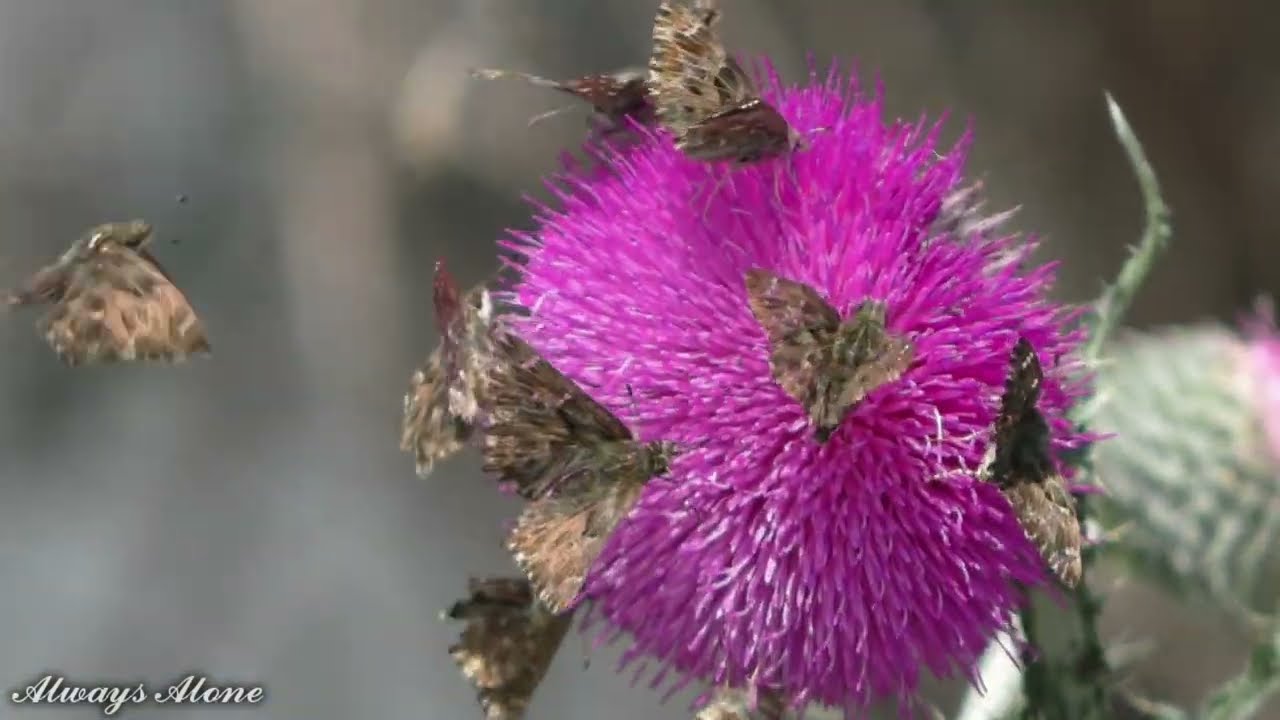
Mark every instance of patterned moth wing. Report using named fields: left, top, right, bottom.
left=444, top=576, right=574, bottom=720
left=648, top=1, right=801, bottom=163
left=5, top=220, right=211, bottom=366
left=484, top=333, right=679, bottom=612
left=982, top=336, right=1083, bottom=587
left=470, top=66, right=654, bottom=136
left=696, top=687, right=787, bottom=720
left=399, top=260, right=496, bottom=477
left=744, top=268, right=914, bottom=442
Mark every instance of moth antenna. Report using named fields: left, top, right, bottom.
left=697, top=168, right=732, bottom=225
left=527, top=104, right=576, bottom=128
left=469, top=67, right=564, bottom=90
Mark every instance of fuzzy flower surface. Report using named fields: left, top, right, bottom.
left=500, top=64, right=1088, bottom=713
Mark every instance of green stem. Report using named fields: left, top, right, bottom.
left=1201, top=627, right=1280, bottom=720
left=1016, top=93, right=1172, bottom=720
left=1080, top=93, right=1173, bottom=366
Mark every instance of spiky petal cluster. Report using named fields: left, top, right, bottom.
left=500, top=64, right=1088, bottom=714
left=1094, top=308, right=1280, bottom=624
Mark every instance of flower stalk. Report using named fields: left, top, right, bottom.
left=961, top=92, right=1172, bottom=720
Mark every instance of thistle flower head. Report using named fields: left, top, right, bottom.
left=1243, top=300, right=1280, bottom=464
left=500, top=63, right=1088, bottom=714
left=1094, top=303, right=1280, bottom=622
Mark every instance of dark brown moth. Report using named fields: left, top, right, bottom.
left=470, top=66, right=654, bottom=137
left=744, top=268, right=914, bottom=442
left=696, top=687, right=786, bottom=720
left=648, top=0, right=803, bottom=163
left=483, top=333, right=678, bottom=613
left=5, top=220, right=210, bottom=366
left=444, top=576, right=574, bottom=720
left=981, top=336, right=1083, bottom=588
left=400, top=260, right=497, bottom=477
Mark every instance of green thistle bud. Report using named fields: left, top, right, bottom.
left=1092, top=313, right=1280, bottom=625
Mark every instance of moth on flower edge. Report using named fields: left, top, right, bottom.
left=444, top=576, right=574, bottom=720
left=648, top=0, right=803, bottom=163
left=744, top=268, right=914, bottom=442
left=399, top=259, right=498, bottom=477
left=5, top=220, right=210, bottom=366
left=482, top=332, right=679, bottom=613
left=980, top=336, right=1083, bottom=588
left=470, top=66, right=655, bottom=138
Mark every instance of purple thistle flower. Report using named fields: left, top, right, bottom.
left=498, top=62, right=1089, bottom=715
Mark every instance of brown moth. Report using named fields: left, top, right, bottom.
left=744, top=268, right=914, bottom=442
left=400, top=260, right=497, bottom=477
left=648, top=0, right=802, bottom=163
left=470, top=66, right=654, bottom=136
left=696, top=687, right=787, bottom=720
left=483, top=333, right=678, bottom=613
left=980, top=336, right=1083, bottom=588
left=444, top=576, right=574, bottom=720
left=5, top=220, right=210, bottom=366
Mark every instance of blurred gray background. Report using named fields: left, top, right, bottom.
left=0, top=1, right=1276, bottom=718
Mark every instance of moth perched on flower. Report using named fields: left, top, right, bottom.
left=470, top=66, right=654, bottom=137
left=981, top=336, right=1083, bottom=588
left=745, top=268, right=915, bottom=442
left=482, top=333, right=679, bottom=614
left=443, top=576, right=573, bottom=720
left=501, top=56, right=1091, bottom=713
left=400, top=260, right=498, bottom=477
left=648, top=0, right=802, bottom=163
left=5, top=220, right=211, bottom=366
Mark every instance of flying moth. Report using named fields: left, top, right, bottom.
left=482, top=333, right=679, bottom=613
left=5, top=220, right=211, bottom=366
left=648, top=0, right=803, bottom=163
left=400, top=259, right=498, bottom=477
left=470, top=66, right=654, bottom=137
left=443, top=576, right=574, bottom=720
left=980, top=336, right=1083, bottom=588
left=744, top=268, right=915, bottom=442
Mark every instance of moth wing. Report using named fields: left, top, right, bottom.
left=677, top=98, right=793, bottom=162
left=1003, top=475, right=1082, bottom=587
left=649, top=2, right=740, bottom=131
left=697, top=687, right=787, bottom=720
left=39, top=245, right=210, bottom=366
left=744, top=268, right=840, bottom=346
left=483, top=334, right=632, bottom=498
left=818, top=331, right=915, bottom=434
left=563, top=70, right=650, bottom=118
left=444, top=285, right=498, bottom=421
left=400, top=348, right=471, bottom=477
left=711, top=55, right=761, bottom=107
left=994, top=337, right=1043, bottom=450
left=445, top=576, right=573, bottom=720
left=506, top=477, right=647, bottom=614
left=744, top=268, right=842, bottom=418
